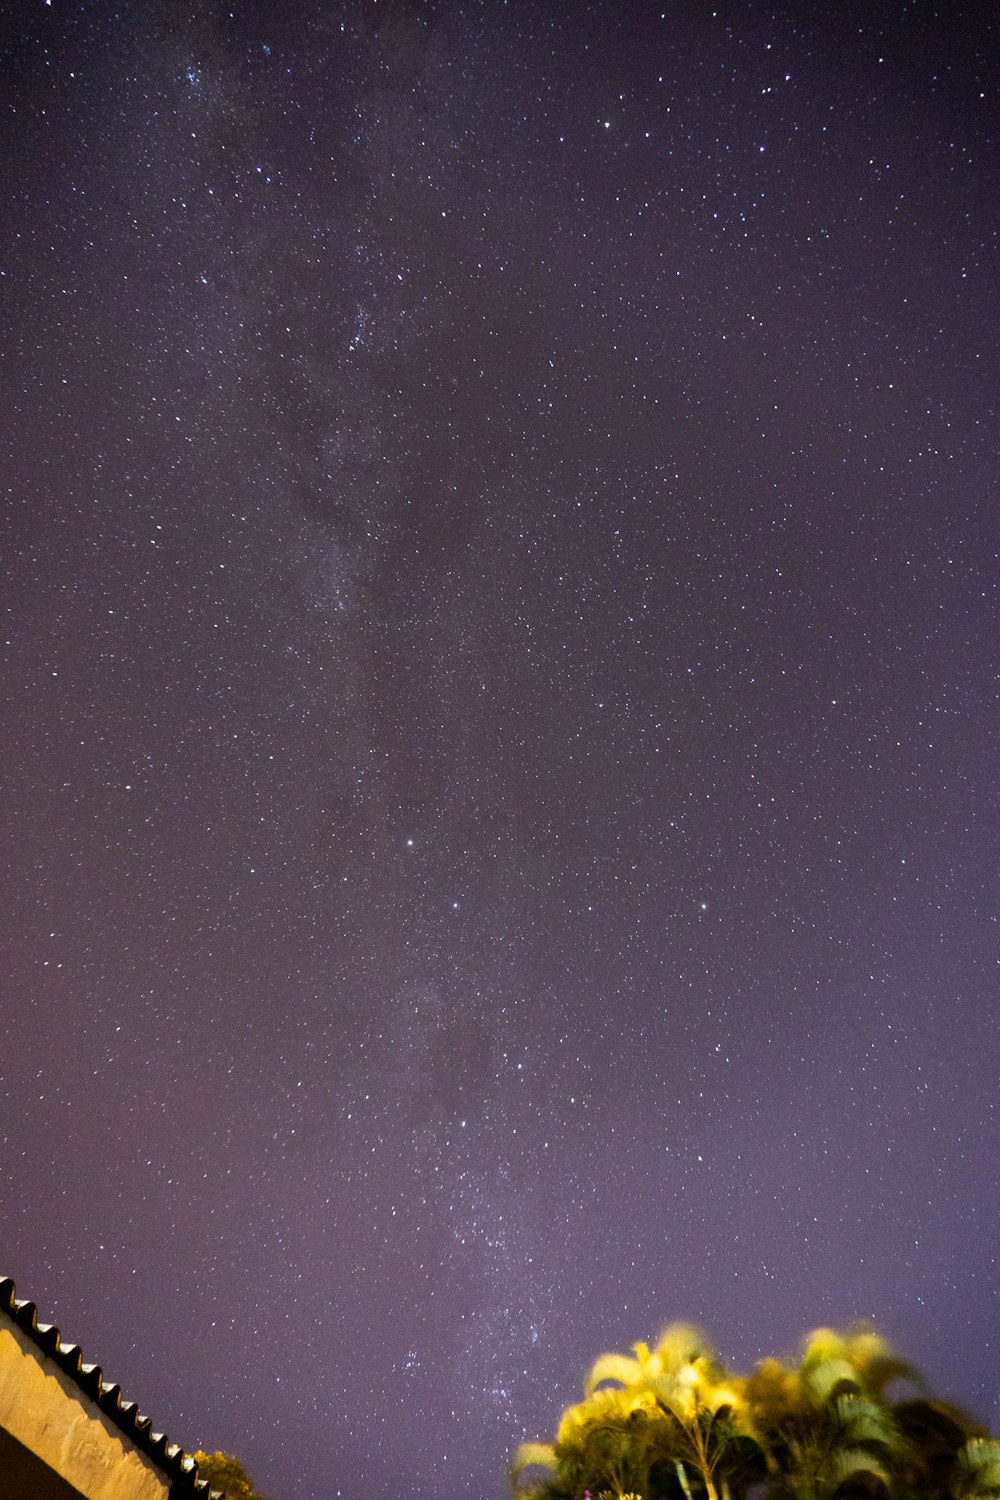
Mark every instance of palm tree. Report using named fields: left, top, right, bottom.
left=511, top=1439, right=570, bottom=1500
left=950, top=1441, right=1000, bottom=1500
left=513, top=1325, right=751, bottom=1500
left=512, top=1385, right=645, bottom=1499
left=510, top=1322, right=992, bottom=1500
left=742, top=1329, right=909, bottom=1500
left=893, top=1398, right=991, bottom=1500
left=584, top=1324, right=760, bottom=1500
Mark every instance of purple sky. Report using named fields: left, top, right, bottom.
left=2, top=3, right=997, bottom=1499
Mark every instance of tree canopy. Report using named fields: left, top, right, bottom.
left=512, top=1325, right=998, bottom=1500
left=192, top=1450, right=272, bottom=1500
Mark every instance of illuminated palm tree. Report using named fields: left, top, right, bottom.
left=949, top=1440, right=1000, bottom=1500
left=512, top=1385, right=646, bottom=1499
left=513, top=1325, right=749, bottom=1500
left=742, top=1329, right=909, bottom=1500
left=510, top=1322, right=992, bottom=1500
left=893, top=1398, right=991, bottom=1500
left=511, top=1439, right=571, bottom=1500
left=584, top=1324, right=760, bottom=1500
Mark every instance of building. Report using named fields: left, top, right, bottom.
left=0, top=1275, right=215, bottom=1499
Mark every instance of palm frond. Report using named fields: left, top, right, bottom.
left=587, top=1352, right=643, bottom=1397
left=830, top=1447, right=892, bottom=1489
left=954, top=1440, right=1000, bottom=1500
left=842, top=1329, right=922, bottom=1398
left=832, top=1396, right=901, bottom=1452
left=804, top=1358, right=863, bottom=1409
left=803, top=1330, right=847, bottom=1368
left=743, top=1357, right=802, bottom=1430
left=512, top=1441, right=558, bottom=1488
left=654, top=1324, right=720, bottom=1374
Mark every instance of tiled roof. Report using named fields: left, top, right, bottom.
left=0, top=1274, right=218, bottom=1496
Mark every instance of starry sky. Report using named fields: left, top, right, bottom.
left=2, top=2, right=998, bottom=1498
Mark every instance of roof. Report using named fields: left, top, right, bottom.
left=0, top=1274, right=218, bottom=1496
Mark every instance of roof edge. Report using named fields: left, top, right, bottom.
left=0, top=1275, right=219, bottom=1497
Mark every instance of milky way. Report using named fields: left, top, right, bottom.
left=2, top=4, right=997, bottom=1499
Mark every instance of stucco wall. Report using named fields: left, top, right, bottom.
left=0, top=1314, right=171, bottom=1500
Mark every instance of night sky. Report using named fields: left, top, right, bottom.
left=2, top=3, right=998, bottom=1498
